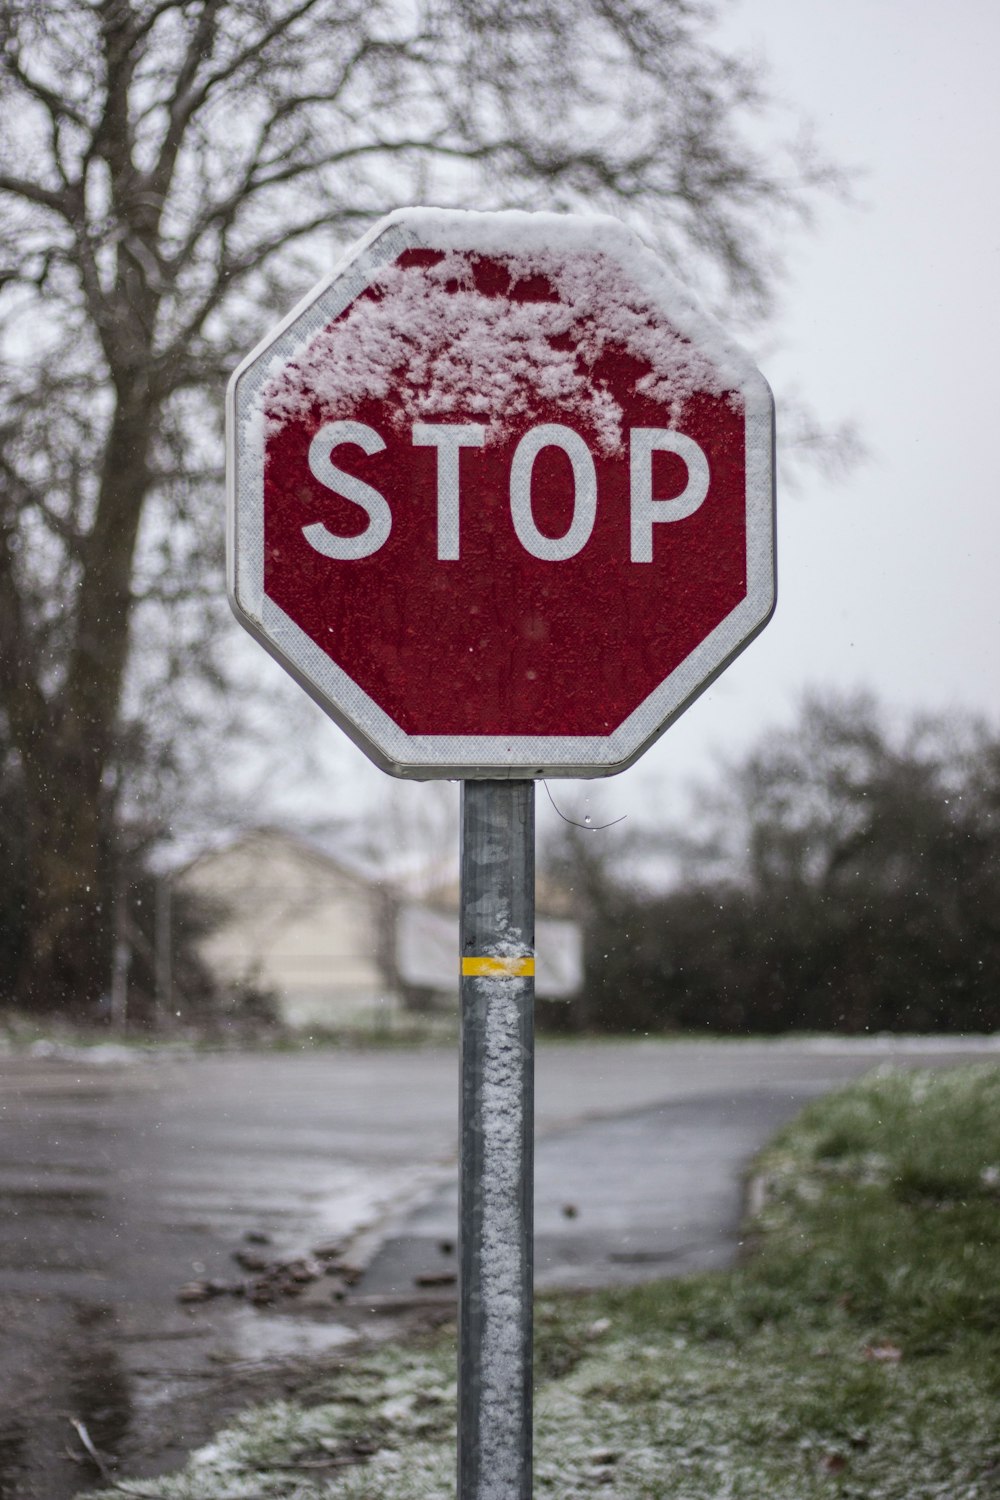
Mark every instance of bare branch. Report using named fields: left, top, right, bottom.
left=147, top=0, right=325, bottom=201
left=0, top=36, right=90, bottom=129
left=143, top=0, right=226, bottom=207
left=0, top=172, right=72, bottom=215
left=156, top=210, right=352, bottom=381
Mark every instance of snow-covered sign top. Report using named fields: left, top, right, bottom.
left=261, top=208, right=744, bottom=457
left=228, top=207, right=775, bottom=779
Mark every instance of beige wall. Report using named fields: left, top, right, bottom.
left=181, top=830, right=391, bottom=1023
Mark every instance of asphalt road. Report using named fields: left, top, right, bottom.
left=0, top=1035, right=996, bottom=1497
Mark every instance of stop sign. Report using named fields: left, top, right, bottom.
left=227, top=208, right=774, bottom=778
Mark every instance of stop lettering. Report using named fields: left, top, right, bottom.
left=302, top=420, right=710, bottom=563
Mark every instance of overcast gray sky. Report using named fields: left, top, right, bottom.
left=601, top=0, right=1000, bottom=817
left=240, top=0, right=1000, bottom=834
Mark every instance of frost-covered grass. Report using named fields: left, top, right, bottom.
left=87, top=1065, right=1000, bottom=1499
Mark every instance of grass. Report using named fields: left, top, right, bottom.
left=86, top=1064, right=1000, bottom=1499
left=0, top=1008, right=458, bottom=1053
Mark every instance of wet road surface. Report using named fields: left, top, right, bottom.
left=1, top=1037, right=995, bottom=1497
left=0, top=1047, right=458, bottom=1498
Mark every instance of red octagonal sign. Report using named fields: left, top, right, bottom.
left=227, top=209, right=775, bottom=778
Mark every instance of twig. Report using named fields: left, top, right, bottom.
left=69, top=1420, right=117, bottom=1487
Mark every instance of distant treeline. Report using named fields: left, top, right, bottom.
left=543, top=693, right=1000, bottom=1035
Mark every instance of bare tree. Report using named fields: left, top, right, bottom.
left=0, top=0, right=838, bottom=1012
left=543, top=694, right=1000, bottom=1036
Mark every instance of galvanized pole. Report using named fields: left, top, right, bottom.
left=458, top=779, right=535, bottom=1500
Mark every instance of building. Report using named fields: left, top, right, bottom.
left=178, top=826, right=582, bottom=1029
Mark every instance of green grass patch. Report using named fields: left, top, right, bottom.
left=87, top=1064, right=1000, bottom=1498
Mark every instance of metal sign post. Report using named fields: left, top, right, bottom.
left=459, top=780, right=535, bottom=1500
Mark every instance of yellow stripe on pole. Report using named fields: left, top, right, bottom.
left=461, top=955, right=535, bottom=979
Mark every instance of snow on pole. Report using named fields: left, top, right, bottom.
left=459, top=780, right=534, bottom=1500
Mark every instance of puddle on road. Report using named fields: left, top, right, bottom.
left=68, top=1304, right=133, bottom=1479
left=225, top=1304, right=358, bottom=1364
left=0, top=1427, right=27, bottom=1500
left=0, top=1301, right=134, bottom=1500
left=0, top=1187, right=104, bottom=1220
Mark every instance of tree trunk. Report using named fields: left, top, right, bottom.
left=14, top=394, right=154, bottom=1015
left=16, top=779, right=108, bottom=1014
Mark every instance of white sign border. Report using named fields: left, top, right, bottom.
left=226, top=209, right=775, bottom=780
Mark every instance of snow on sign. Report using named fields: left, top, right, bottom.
left=226, top=207, right=775, bottom=779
